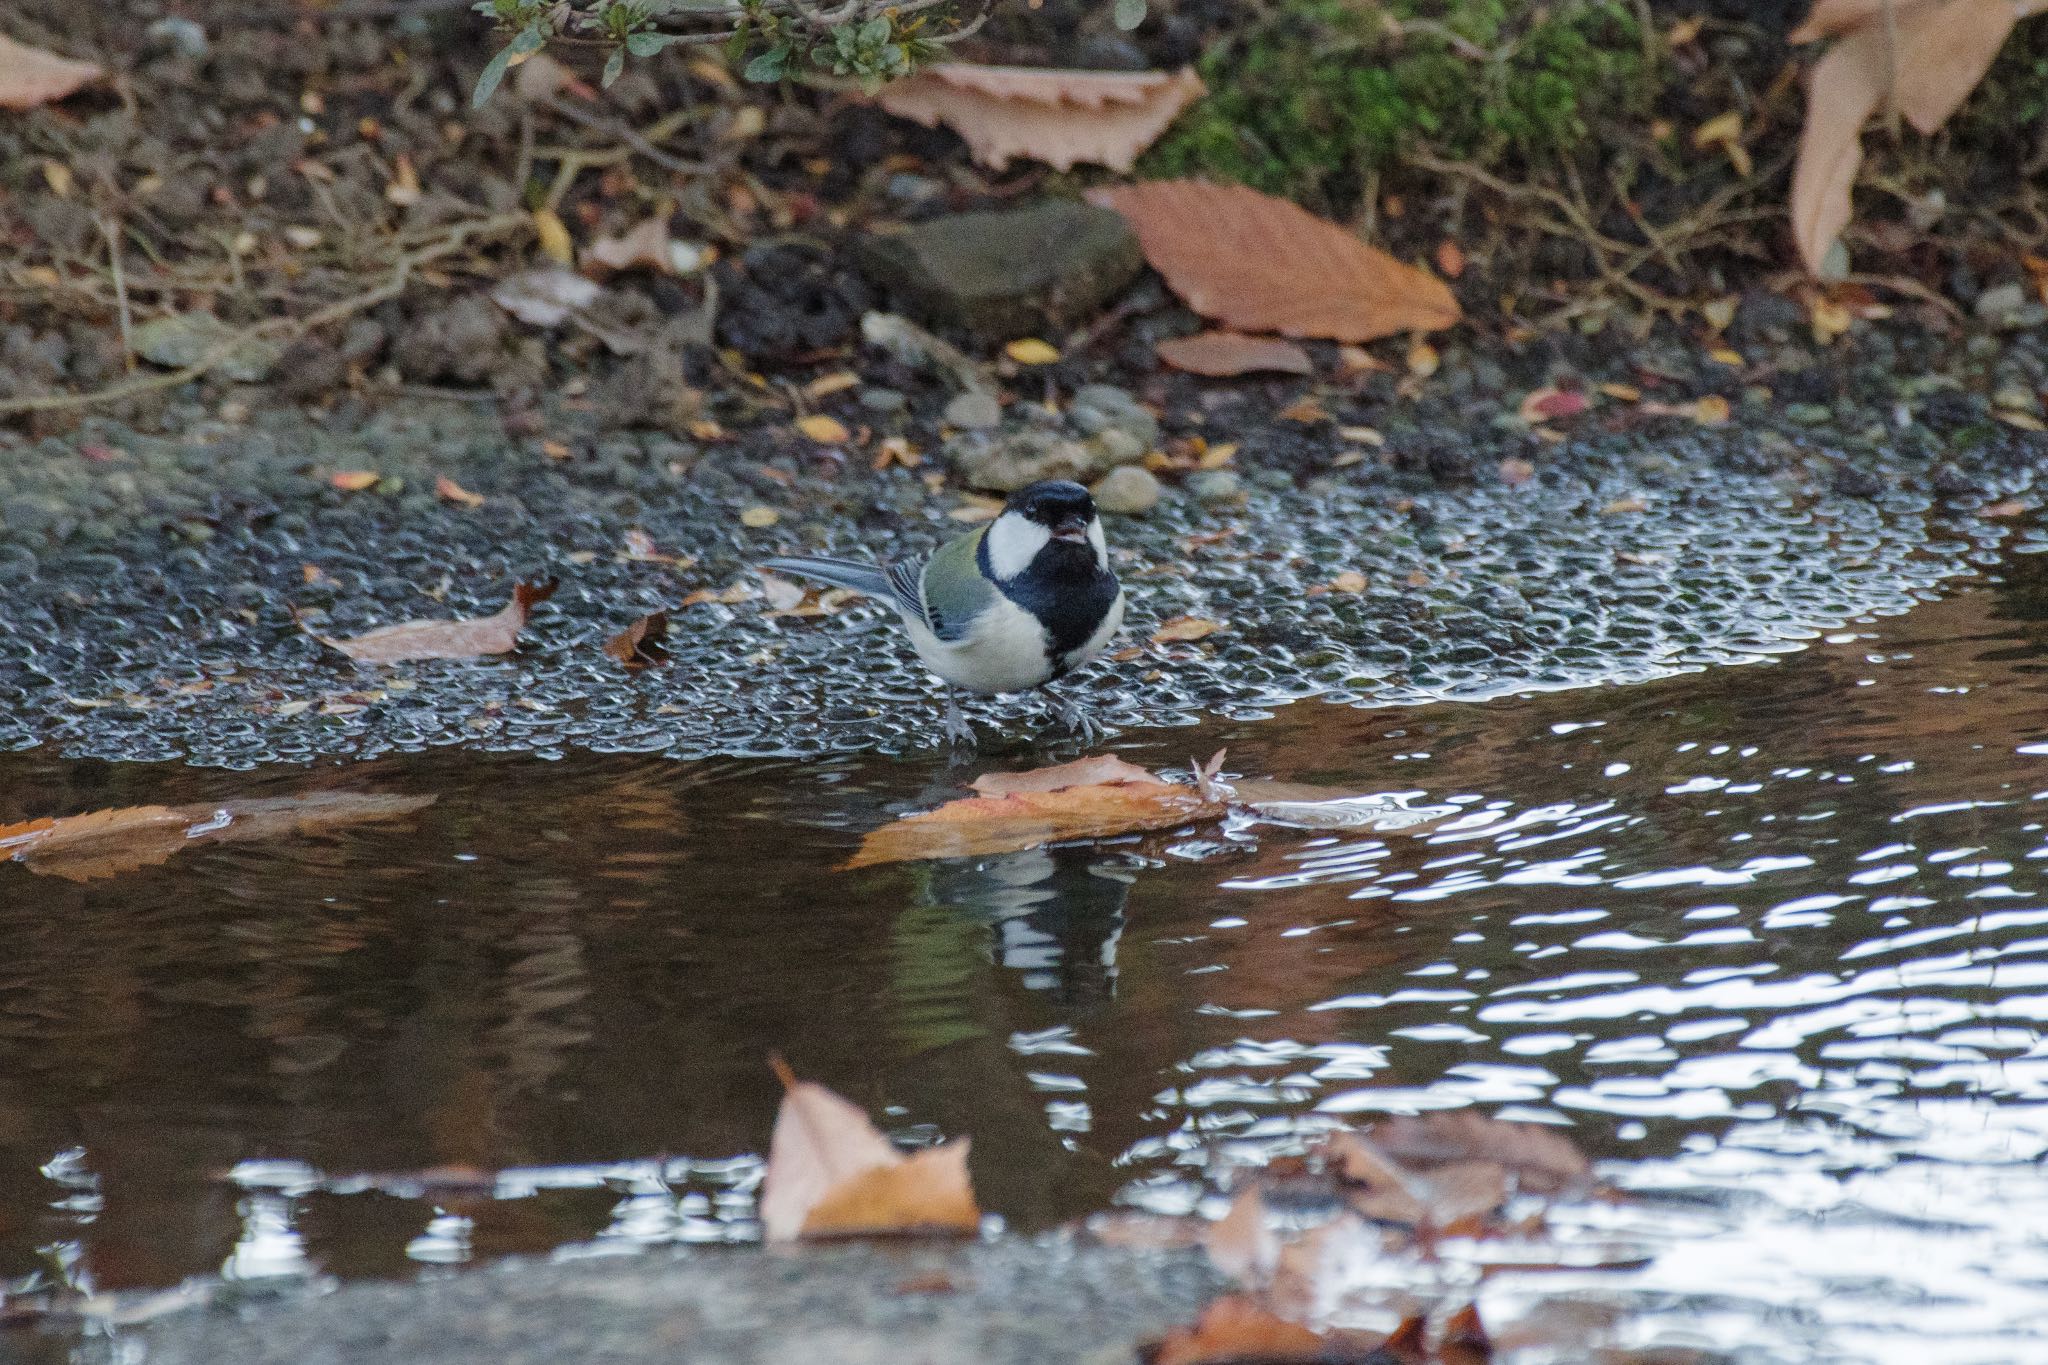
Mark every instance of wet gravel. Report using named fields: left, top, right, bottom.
left=0, top=369, right=2038, bottom=765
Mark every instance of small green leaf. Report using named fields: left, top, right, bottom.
left=859, top=16, right=891, bottom=45
left=1113, top=0, right=1145, bottom=29
left=625, top=29, right=672, bottom=55
left=509, top=23, right=547, bottom=54
left=472, top=22, right=545, bottom=108
left=743, top=46, right=787, bottom=82
left=603, top=46, right=626, bottom=86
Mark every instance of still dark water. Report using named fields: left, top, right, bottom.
left=5, top=552, right=2048, bottom=1359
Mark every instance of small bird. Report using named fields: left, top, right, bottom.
left=762, top=479, right=1125, bottom=745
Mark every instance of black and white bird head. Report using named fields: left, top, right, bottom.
left=983, top=479, right=1109, bottom=582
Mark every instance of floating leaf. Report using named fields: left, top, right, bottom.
left=1156, top=331, right=1314, bottom=377
left=1089, top=181, right=1460, bottom=342
left=1359, top=1110, right=1593, bottom=1196
left=971, top=755, right=1157, bottom=795
left=846, top=754, right=1229, bottom=869
left=875, top=64, right=1205, bottom=173
left=1, top=793, right=436, bottom=883
left=308, top=580, right=557, bottom=663
left=0, top=34, right=102, bottom=110
left=758, top=1060, right=979, bottom=1241
left=1148, top=1296, right=1391, bottom=1365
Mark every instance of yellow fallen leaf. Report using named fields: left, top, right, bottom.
left=796, top=414, right=851, bottom=444
left=741, top=505, right=780, bottom=528
left=1152, top=615, right=1223, bottom=644
left=1597, top=382, right=1642, bottom=402
left=330, top=470, right=380, bottom=491
left=1004, top=338, right=1061, bottom=365
left=1706, top=346, right=1744, bottom=366
left=1693, top=394, right=1732, bottom=426
left=532, top=207, right=574, bottom=264
left=434, top=475, right=484, bottom=507
left=1406, top=339, right=1440, bottom=378
left=1809, top=293, right=1854, bottom=344
left=41, top=159, right=74, bottom=198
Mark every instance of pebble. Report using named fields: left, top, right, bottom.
left=944, top=392, right=1003, bottom=431
left=1974, top=282, right=2030, bottom=328
left=1091, top=465, right=1162, bottom=515
left=859, top=387, right=907, bottom=414
left=1186, top=470, right=1246, bottom=507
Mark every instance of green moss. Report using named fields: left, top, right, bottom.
left=1145, top=0, right=1654, bottom=209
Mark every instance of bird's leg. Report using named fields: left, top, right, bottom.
left=1040, top=683, right=1103, bottom=745
left=941, top=687, right=978, bottom=749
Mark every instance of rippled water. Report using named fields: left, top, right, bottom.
left=4, top=549, right=2048, bottom=1360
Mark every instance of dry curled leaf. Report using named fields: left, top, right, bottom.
left=0, top=793, right=436, bottom=883
left=0, top=33, right=102, bottom=110
left=582, top=215, right=704, bottom=275
left=759, top=1059, right=979, bottom=1241
left=308, top=580, right=558, bottom=663
left=1088, top=181, right=1460, bottom=342
left=846, top=753, right=1229, bottom=869
left=875, top=64, right=1205, bottom=172
left=1156, top=331, right=1314, bottom=377
left=602, top=611, right=669, bottom=668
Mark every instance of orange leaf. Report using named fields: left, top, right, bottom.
left=1151, top=615, right=1223, bottom=643
left=874, top=64, right=1205, bottom=172
left=846, top=755, right=1228, bottom=869
left=1789, top=0, right=1938, bottom=43
left=1156, top=331, right=1314, bottom=377
left=1892, top=0, right=2016, bottom=135
left=330, top=470, right=380, bottom=491
left=758, top=1063, right=978, bottom=1241
left=1149, top=1295, right=1378, bottom=1365
left=1517, top=387, right=1588, bottom=424
left=307, top=580, right=558, bottom=663
left=434, top=475, right=484, bottom=507
left=1087, top=181, right=1461, bottom=342
left=0, top=34, right=101, bottom=110
left=1435, top=239, right=1467, bottom=278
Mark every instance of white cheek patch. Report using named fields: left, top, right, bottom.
left=1086, top=517, right=1108, bottom=569
left=985, top=512, right=1051, bottom=581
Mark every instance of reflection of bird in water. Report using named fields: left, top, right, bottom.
left=926, top=847, right=1134, bottom=1009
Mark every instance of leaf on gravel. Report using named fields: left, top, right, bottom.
left=602, top=611, right=669, bottom=668
left=1088, top=181, right=1461, bottom=342
left=309, top=580, right=558, bottom=663
left=845, top=753, right=1230, bottom=869
left=1517, top=387, right=1589, bottom=424
left=434, top=475, right=484, bottom=507
left=1, top=793, right=436, bottom=882
left=490, top=268, right=601, bottom=327
left=874, top=64, right=1205, bottom=172
left=583, top=216, right=705, bottom=275
left=1147, top=1295, right=1391, bottom=1365
left=330, top=470, right=380, bottom=492
left=0, top=34, right=102, bottom=110
left=759, top=1059, right=979, bottom=1241
left=1151, top=615, right=1223, bottom=643
left=1156, top=331, right=1314, bottom=377
left=796, top=414, right=851, bottom=444
left=1004, top=337, right=1061, bottom=365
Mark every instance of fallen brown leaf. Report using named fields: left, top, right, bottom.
left=0, top=793, right=436, bottom=883
left=1152, top=616, right=1223, bottom=644
left=1088, top=181, right=1461, bottom=342
left=0, top=33, right=102, bottom=110
left=875, top=64, right=1205, bottom=172
left=846, top=754, right=1229, bottom=869
left=308, top=580, right=558, bottom=663
left=972, top=754, right=1157, bottom=794
left=758, top=1059, right=979, bottom=1241
left=434, top=475, right=484, bottom=507
left=1517, top=387, right=1589, bottom=424
left=1147, top=1295, right=1391, bottom=1365
left=1792, top=22, right=1889, bottom=274
left=582, top=215, right=703, bottom=275
left=1156, top=331, right=1315, bottom=377
left=330, top=470, right=380, bottom=492
left=602, top=611, right=669, bottom=668
left=1360, top=1110, right=1593, bottom=1196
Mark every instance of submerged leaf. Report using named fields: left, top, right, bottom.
left=602, top=611, right=670, bottom=668
left=1148, top=1295, right=1392, bottom=1365
left=310, top=580, right=558, bottom=663
left=1089, top=181, right=1460, bottom=342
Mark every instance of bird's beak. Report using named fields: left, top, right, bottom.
left=1052, top=515, right=1090, bottom=542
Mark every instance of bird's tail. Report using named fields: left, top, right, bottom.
left=758, top=555, right=891, bottom=598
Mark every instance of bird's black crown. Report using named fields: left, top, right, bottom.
left=1008, top=479, right=1096, bottom=528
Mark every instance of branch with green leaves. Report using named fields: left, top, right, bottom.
left=469, top=0, right=1005, bottom=106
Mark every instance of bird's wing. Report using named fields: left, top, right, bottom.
left=906, top=528, right=993, bottom=643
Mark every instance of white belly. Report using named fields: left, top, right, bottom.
left=901, top=595, right=1057, bottom=694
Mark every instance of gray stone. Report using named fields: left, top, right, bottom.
left=943, top=391, right=1004, bottom=431
left=951, top=431, right=1098, bottom=492
left=1092, top=465, right=1163, bottom=515
left=856, top=201, right=1143, bottom=340
left=858, top=387, right=907, bottom=414
left=1069, top=384, right=1160, bottom=448
left=1974, top=282, right=2030, bottom=328
left=132, top=312, right=284, bottom=383
left=1186, top=470, right=1246, bottom=507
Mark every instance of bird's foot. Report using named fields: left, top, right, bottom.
left=941, top=693, right=978, bottom=749
left=1044, top=687, right=1105, bottom=745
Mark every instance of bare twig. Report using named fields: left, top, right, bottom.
left=97, top=213, right=134, bottom=371
left=0, top=214, right=526, bottom=417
